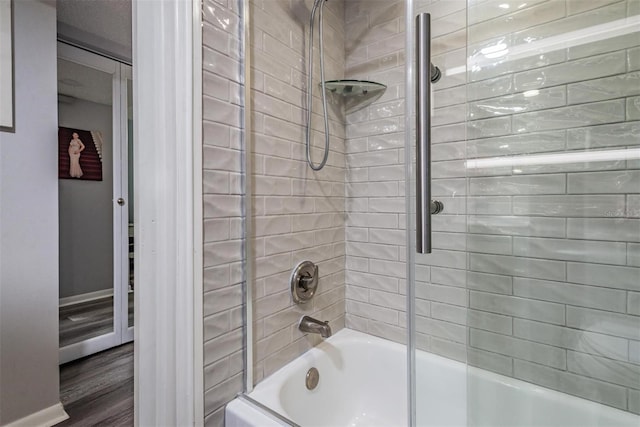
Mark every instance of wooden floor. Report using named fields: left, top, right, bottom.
left=57, top=343, right=134, bottom=426
left=59, top=294, right=134, bottom=347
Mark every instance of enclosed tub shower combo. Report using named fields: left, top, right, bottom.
left=204, top=0, right=640, bottom=425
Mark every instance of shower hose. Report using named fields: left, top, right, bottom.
left=305, top=0, right=330, bottom=171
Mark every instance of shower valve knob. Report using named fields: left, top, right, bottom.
left=291, top=261, right=319, bottom=304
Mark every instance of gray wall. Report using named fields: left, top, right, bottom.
left=0, top=0, right=61, bottom=424
left=58, top=99, right=114, bottom=299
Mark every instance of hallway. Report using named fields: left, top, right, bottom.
left=57, top=343, right=133, bottom=426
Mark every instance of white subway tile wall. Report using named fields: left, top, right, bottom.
left=203, top=0, right=640, bottom=422
left=344, top=0, right=404, bottom=344
left=249, top=0, right=347, bottom=384
left=343, top=0, right=640, bottom=415
left=343, top=0, right=471, bottom=359
left=465, top=0, right=640, bottom=413
left=202, top=0, right=244, bottom=425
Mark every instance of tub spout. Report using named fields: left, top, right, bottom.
left=298, top=315, right=332, bottom=338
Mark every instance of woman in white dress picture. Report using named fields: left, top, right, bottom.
left=68, top=132, right=85, bottom=178
left=58, top=127, right=103, bottom=181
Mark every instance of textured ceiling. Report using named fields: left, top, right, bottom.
left=57, top=0, right=132, bottom=62
left=58, top=57, right=113, bottom=106
left=56, top=0, right=131, bottom=106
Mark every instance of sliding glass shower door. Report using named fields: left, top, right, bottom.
left=464, top=0, right=640, bottom=424
left=408, top=0, right=640, bottom=425
left=406, top=0, right=469, bottom=425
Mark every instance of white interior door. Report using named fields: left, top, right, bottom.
left=58, top=42, right=133, bottom=363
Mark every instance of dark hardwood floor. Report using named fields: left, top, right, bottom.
left=57, top=343, right=134, bottom=426
left=59, top=294, right=134, bottom=347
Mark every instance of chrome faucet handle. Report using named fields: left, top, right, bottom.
left=299, top=265, right=318, bottom=290
left=291, top=261, right=319, bottom=304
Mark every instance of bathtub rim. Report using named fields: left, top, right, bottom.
left=235, top=328, right=640, bottom=427
left=235, top=394, right=300, bottom=427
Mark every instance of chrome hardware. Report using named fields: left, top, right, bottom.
left=416, top=13, right=433, bottom=254
left=306, top=367, right=320, bottom=390
left=431, top=200, right=444, bottom=215
left=298, top=315, right=332, bottom=338
left=117, top=198, right=125, bottom=206
left=430, top=64, right=441, bottom=83
left=290, top=261, right=319, bottom=304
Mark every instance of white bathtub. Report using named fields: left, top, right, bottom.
left=226, top=329, right=640, bottom=427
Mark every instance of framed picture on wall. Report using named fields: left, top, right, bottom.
left=0, top=0, right=14, bottom=132
left=58, top=127, right=104, bottom=181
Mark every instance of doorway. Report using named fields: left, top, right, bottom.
left=57, top=42, right=134, bottom=364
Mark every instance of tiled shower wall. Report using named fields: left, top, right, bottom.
left=343, top=0, right=410, bottom=344
left=342, top=0, right=640, bottom=414
left=248, top=0, right=347, bottom=384
left=202, top=0, right=245, bottom=425
left=343, top=0, right=471, bottom=357
left=202, top=0, right=640, bottom=423
left=464, top=0, right=640, bottom=413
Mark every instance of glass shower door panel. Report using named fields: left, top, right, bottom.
left=466, top=0, right=640, bottom=425
left=408, top=1, right=469, bottom=426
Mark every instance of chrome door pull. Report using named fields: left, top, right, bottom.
left=416, top=13, right=432, bottom=254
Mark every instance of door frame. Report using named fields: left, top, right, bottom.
left=133, top=0, right=203, bottom=425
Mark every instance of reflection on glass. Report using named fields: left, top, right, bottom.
left=465, top=0, right=640, bottom=425
left=127, top=78, right=134, bottom=328
left=466, top=148, right=640, bottom=169
left=58, top=58, right=115, bottom=347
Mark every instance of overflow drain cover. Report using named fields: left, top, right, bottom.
left=306, top=367, right=319, bottom=390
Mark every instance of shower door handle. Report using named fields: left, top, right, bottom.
left=416, top=13, right=432, bottom=254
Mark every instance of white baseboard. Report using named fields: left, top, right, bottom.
left=59, top=289, right=113, bottom=307
left=4, top=402, right=68, bottom=427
